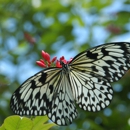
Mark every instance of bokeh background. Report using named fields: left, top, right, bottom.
left=0, top=0, right=130, bottom=130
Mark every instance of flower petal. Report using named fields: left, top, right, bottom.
left=36, top=61, right=46, bottom=68
left=51, top=56, right=57, bottom=63
left=60, top=56, right=64, bottom=61
left=56, top=60, right=62, bottom=68
left=41, top=51, right=50, bottom=62
left=40, top=59, right=45, bottom=64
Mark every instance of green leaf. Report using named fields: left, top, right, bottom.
left=4, top=116, right=33, bottom=130
left=32, top=116, right=56, bottom=130
left=0, top=124, right=5, bottom=130
left=33, top=116, right=48, bottom=125
left=42, top=123, right=57, bottom=130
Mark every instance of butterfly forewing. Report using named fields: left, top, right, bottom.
left=10, top=68, right=61, bottom=116
left=70, top=42, right=130, bottom=82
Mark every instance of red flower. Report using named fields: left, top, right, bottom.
left=36, top=61, right=46, bottom=68
left=56, top=60, right=62, bottom=68
left=60, top=56, right=67, bottom=64
left=24, top=32, right=36, bottom=44
left=41, top=51, right=50, bottom=63
left=107, top=24, right=121, bottom=34
left=36, top=51, right=73, bottom=68
left=51, top=56, right=57, bottom=62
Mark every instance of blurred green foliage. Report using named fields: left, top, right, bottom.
left=0, top=0, right=130, bottom=130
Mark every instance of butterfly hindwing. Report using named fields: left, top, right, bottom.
left=47, top=73, right=78, bottom=125
left=69, top=69, right=113, bottom=111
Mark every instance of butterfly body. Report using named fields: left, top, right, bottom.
left=10, top=42, right=130, bottom=125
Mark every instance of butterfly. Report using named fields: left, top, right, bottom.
left=10, top=42, right=130, bottom=125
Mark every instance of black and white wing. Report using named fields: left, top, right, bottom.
left=10, top=67, right=77, bottom=125
left=69, top=42, right=130, bottom=112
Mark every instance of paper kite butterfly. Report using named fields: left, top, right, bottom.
left=10, top=42, right=130, bottom=125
